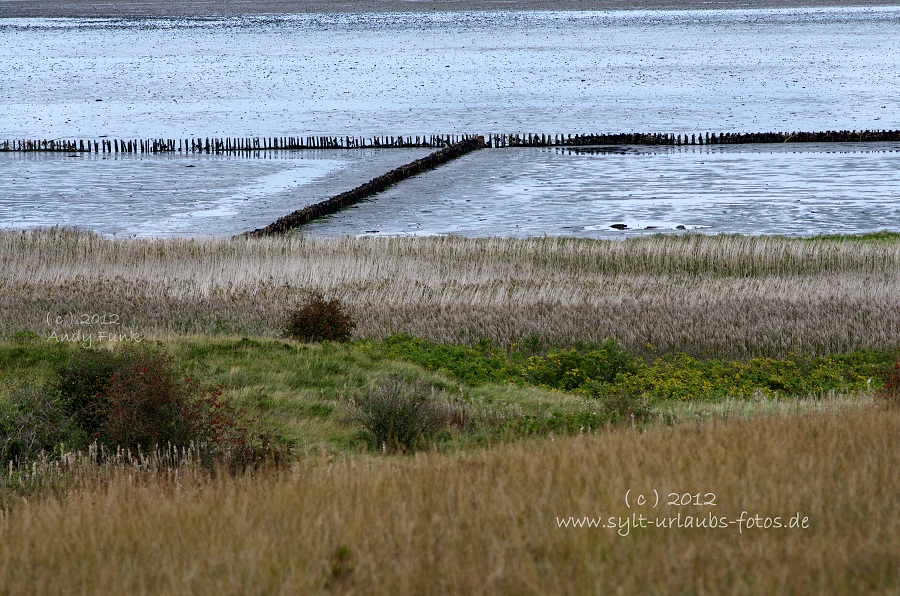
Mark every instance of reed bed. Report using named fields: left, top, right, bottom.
left=2, top=442, right=209, bottom=504
left=1, top=407, right=896, bottom=594
left=2, top=228, right=898, bottom=358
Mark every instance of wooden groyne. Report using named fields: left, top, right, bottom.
left=485, top=129, right=900, bottom=147
left=0, top=134, right=477, bottom=154
left=2, top=129, right=899, bottom=155
left=241, top=136, right=485, bottom=237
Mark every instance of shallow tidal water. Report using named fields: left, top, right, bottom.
left=0, top=149, right=432, bottom=236
left=1, top=8, right=898, bottom=138
left=304, top=143, right=900, bottom=238
left=1, top=7, right=898, bottom=237
left=1, top=143, right=897, bottom=238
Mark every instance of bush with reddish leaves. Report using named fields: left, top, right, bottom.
left=285, top=292, right=356, bottom=343
left=100, top=350, right=199, bottom=451
left=54, top=347, right=284, bottom=470
left=190, top=381, right=286, bottom=472
left=875, top=355, right=900, bottom=409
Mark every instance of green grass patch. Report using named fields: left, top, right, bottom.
left=601, top=351, right=887, bottom=401
left=364, top=335, right=891, bottom=401
left=0, top=341, right=72, bottom=387
left=1, top=336, right=894, bottom=456
left=802, top=230, right=900, bottom=243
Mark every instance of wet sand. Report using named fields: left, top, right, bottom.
left=302, top=144, right=900, bottom=239
left=3, top=144, right=898, bottom=238
left=1, top=0, right=898, bottom=18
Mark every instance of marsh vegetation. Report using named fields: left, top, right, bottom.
left=1, top=229, right=897, bottom=592
left=3, top=229, right=899, bottom=357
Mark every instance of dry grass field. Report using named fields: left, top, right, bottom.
left=2, top=228, right=898, bottom=358
left=1, top=406, right=897, bottom=594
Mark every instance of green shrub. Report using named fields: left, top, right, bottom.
left=520, top=332, right=546, bottom=356
left=0, top=385, right=85, bottom=464
left=373, top=336, right=638, bottom=392
left=521, top=340, right=637, bottom=391
left=373, top=335, right=515, bottom=386
left=343, top=376, right=451, bottom=453
left=56, top=348, right=120, bottom=435
left=286, top=292, right=356, bottom=343
left=600, top=352, right=889, bottom=403
left=584, top=383, right=653, bottom=423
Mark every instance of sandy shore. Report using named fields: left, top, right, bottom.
left=1, top=0, right=898, bottom=18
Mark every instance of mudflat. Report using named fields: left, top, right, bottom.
left=1, top=0, right=898, bottom=18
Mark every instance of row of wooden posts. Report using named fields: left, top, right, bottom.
left=2, top=130, right=899, bottom=154
left=489, top=129, right=900, bottom=147
left=0, top=134, right=478, bottom=154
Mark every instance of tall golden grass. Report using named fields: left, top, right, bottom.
left=1, top=407, right=897, bottom=594
left=2, top=228, right=898, bottom=357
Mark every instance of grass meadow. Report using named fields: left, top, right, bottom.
left=1, top=228, right=898, bottom=593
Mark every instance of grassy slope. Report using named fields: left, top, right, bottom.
left=0, top=337, right=596, bottom=451
left=1, top=335, right=891, bottom=452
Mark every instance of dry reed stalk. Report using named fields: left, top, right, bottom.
left=0, top=408, right=896, bottom=593
left=2, top=229, right=898, bottom=357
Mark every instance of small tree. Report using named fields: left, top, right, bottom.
left=55, top=346, right=284, bottom=470
left=286, top=292, right=356, bottom=343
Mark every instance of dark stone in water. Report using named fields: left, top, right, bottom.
left=610, top=223, right=628, bottom=230
left=676, top=225, right=687, bottom=230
